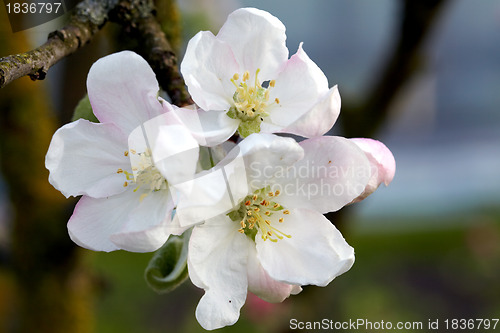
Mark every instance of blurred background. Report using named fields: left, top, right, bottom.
left=1, top=0, right=500, bottom=332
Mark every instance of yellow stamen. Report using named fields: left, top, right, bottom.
left=231, top=188, right=292, bottom=242
left=243, top=71, right=250, bottom=81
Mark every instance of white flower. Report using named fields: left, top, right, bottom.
left=45, top=51, right=198, bottom=252
left=180, top=7, right=341, bottom=141
left=166, top=133, right=371, bottom=330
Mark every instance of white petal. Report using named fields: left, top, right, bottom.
left=188, top=216, right=251, bottom=330
left=140, top=123, right=199, bottom=185
left=256, top=208, right=354, bottom=286
left=68, top=188, right=173, bottom=252
left=109, top=190, right=174, bottom=252
left=266, top=43, right=330, bottom=128
left=350, top=138, right=396, bottom=203
left=46, top=119, right=128, bottom=198
left=87, top=51, right=164, bottom=134
left=173, top=134, right=303, bottom=228
left=279, top=85, right=341, bottom=137
left=217, top=8, right=288, bottom=80
left=181, top=32, right=239, bottom=111
left=273, top=136, right=370, bottom=214
left=232, top=133, right=304, bottom=191
left=165, top=105, right=239, bottom=147
left=247, top=245, right=298, bottom=303
left=173, top=148, right=248, bottom=227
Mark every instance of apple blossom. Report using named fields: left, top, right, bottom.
left=180, top=7, right=341, bottom=141
left=166, top=133, right=371, bottom=330
left=45, top=51, right=198, bottom=252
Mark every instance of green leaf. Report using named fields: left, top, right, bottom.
left=144, top=228, right=191, bottom=294
left=71, top=94, right=99, bottom=122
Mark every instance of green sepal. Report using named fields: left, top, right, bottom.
left=198, top=146, right=215, bottom=170
left=244, top=226, right=257, bottom=241
left=71, top=94, right=99, bottom=123
left=238, top=119, right=261, bottom=138
left=227, top=209, right=243, bottom=222
left=144, top=228, right=191, bottom=294
left=226, top=107, right=238, bottom=119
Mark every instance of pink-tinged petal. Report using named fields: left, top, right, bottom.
left=87, top=51, right=164, bottom=134
left=349, top=138, right=396, bottom=203
left=164, top=105, right=239, bottom=147
left=69, top=188, right=173, bottom=252
left=181, top=31, right=239, bottom=111
left=109, top=190, right=174, bottom=252
left=279, top=85, right=341, bottom=137
left=188, top=216, right=251, bottom=330
left=290, top=285, right=303, bottom=295
left=217, top=8, right=288, bottom=80
left=68, top=189, right=138, bottom=252
left=45, top=119, right=128, bottom=198
left=247, top=245, right=298, bottom=303
left=266, top=43, right=330, bottom=128
left=272, top=136, right=370, bottom=214
left=256, top=208, right=354, bottom=287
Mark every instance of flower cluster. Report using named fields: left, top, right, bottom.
left=45, top=8, right=395, bottom=330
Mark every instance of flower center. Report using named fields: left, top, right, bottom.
left=117, top=149, right=167, bottom=201
left=226, top=69, right=280, bottom=137
left=227, top=187, right=291, bottom=242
